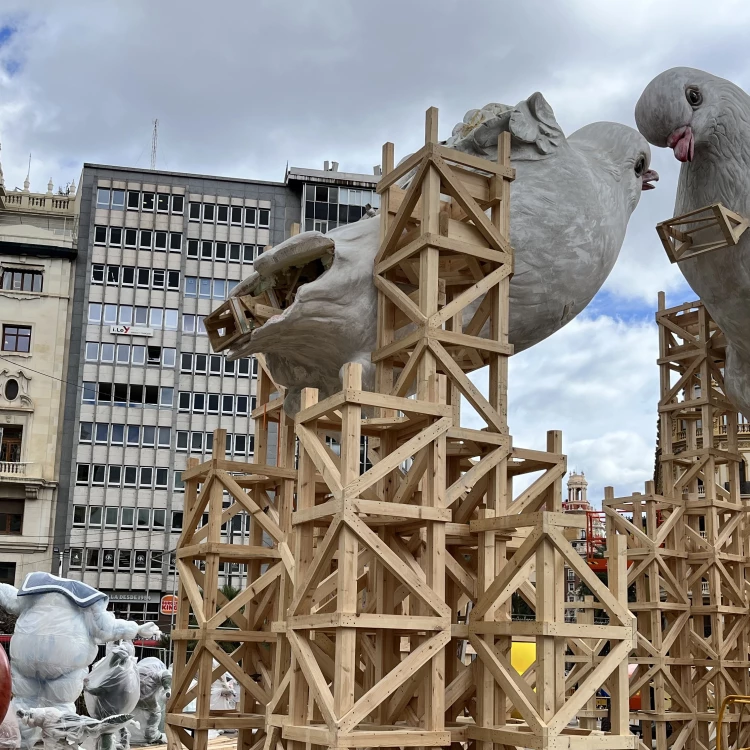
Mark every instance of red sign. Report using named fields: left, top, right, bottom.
left=160, top=595, right=178, bottom=615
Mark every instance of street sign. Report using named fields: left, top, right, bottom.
left=110, top=325, right=154, bottom=336
left=160, top=594, right=178, bottom=615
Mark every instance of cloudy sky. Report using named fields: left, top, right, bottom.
left=0, top=0, right=746, bottom=503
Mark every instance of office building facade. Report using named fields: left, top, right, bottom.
left=54, top=160, right=381, bottom=625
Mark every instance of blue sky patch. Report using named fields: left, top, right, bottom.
left=0, top=25, right=15, bottom=47
left=0, top=24, right=19, bottom=76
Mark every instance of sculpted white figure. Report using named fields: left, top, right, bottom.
left=636, top=67, right=750, bottom=417
left=0, top=573, right=159, bottom=749
left=130, top=658, right=171, bottom=746
left=227, top=93, right=657, bottom=413
left=17, top=708, right=134, bottom=750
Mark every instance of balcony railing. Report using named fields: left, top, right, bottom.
left=672, top=422, right=750, bottom=442
left=0, top=462, right=30, bottom=476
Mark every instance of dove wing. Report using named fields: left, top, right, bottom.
left=445, top=92, right=566, bottom=161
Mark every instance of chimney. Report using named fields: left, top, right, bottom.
left=323, top=160, right=330, bottom=171
left=373, top=165, right=382, bottom=176
left=332, top=161, right=339, bottom=172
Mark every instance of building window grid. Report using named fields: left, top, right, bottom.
left=83, top=186, right=280, bottom=589
left=176, top=430, right=254, bottom=457
left=188, top=201, right=269, bottom=229
left=94, top=226, right=182, bottom=253
left=84, top=342, right=176, bottom=368
left=87, top=303, right=179, bottom=330
left=177, top=392, right=254, bottom=415
left=180, top=352, right=253, bottom=378
left=92, top=264, right=180, bottom=292
left=302, top=183, right=379, bottom=234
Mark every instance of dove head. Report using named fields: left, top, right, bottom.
left=569, top=122, right=657, bottom=214
left=635, top=67, right=747, bottom=163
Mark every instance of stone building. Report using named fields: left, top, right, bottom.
left=562, top=471, right=605, bottom=605
left=0, top=158, right=78, bottom=585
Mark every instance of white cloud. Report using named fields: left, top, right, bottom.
left=464, top=314, right=659, bottom=505
left=0, top=0, right=733, bottom=502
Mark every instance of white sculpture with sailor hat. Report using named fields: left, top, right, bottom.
left=0, top=572, right=160, bottom=749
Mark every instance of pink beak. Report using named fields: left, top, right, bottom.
left=641, top=168, right=659, bottom=191
left=667, top=125, right=694, bottom=162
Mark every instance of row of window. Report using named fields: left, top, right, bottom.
left=96, top=188, right=185, bottom=215
left=73, top=505, right=263, bottom=537
left=91, top=264, right=181, bottom=291
left=84, top=342, right=255, bottom=378
left=88, top=302, right=179, bottom=329
left=182, top=314, right=207, bottom=334
left=184, top=276, right=239, bottom=300
left=1, top=269, right=43, bottom=293
left=78, top=422, right=254, bottom=457
left=79, top=422, right=171, bottom=448
left=180, top=352, right=257, bottom=378
left=94, top=226, right=183, bottom=252
left=302, top=184, right=380, bottom=234
left=70, top=546, right=170, bottom=574
left=73, top=504, right=169, bottom=530
left=75, top=463, right=179, bottom=489
left=185, top=239, right=264, bottom=263
left=81, top=382, right=174, bottom=408
left=305, top=184, right=381, bottom=209
left=188, top=202, right=270, bottom=228
left=85, top=342, right=176, bottom=367
left=70, top=546, right=247, bottom=578
left=177, top=391, right=255, bottom=415
left=176, top=431, right=254, bottom=456
left=91, top=263, right=246, bottom=301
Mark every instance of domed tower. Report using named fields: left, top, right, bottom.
left=564, top=471, right=590, bottom=512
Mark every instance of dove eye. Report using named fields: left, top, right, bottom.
left=634, top=157, right=646, bottom=177
left=686, top=87, right=702, bottom=107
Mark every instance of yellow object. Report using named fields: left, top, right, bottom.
left=509, top=642, right=536, bottom=720
left=717, top=695, right=750, bottom=750
left=511, top=641, right=536, bottom=676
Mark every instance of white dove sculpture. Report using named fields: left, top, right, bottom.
left=635, top=67, right=750, bottom=417
left=229, top=93, right=658, bottom=413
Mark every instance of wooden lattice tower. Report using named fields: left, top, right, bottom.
left=166, top=358, right=297, bottom=750
left=604, top=482, right=693, bottom=750
left=260, top=107, right=635, bottom=750
left=655, top=293, right=750, bottom=750
left=171, top=106, right=637, bottom=750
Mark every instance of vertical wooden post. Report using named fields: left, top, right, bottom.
left=334, top=364, right=361, bottom=717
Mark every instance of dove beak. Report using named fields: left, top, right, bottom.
left=641, top=169, right=659, bottom=191
left=666, top=125, right=694, bottom=162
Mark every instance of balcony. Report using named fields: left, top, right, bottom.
left=672, top=422, right=750, bottom=445
left=0, top=461, right=30, bottom=476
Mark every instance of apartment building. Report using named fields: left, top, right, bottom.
left=0, top=170, right=78, bottom=585
left=55, top=160, right=381, bottom=626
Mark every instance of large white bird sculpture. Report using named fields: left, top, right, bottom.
left=636, top=67, right=750, bottom=417
left=229, top=93, right=658, bottom=413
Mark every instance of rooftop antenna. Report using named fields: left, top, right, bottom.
left=150, top=119, right=158, bottom=170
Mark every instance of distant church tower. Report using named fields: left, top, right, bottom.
left=564, top=471, right=591, bottom=512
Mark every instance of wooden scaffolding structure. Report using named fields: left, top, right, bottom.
left=166, top=358, right=297, bottom=750
left=168, top=107, right=634, bottom=750
left=603, top=295, right=750, bottom=750
left=654, top=295, right=750, bottom=750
